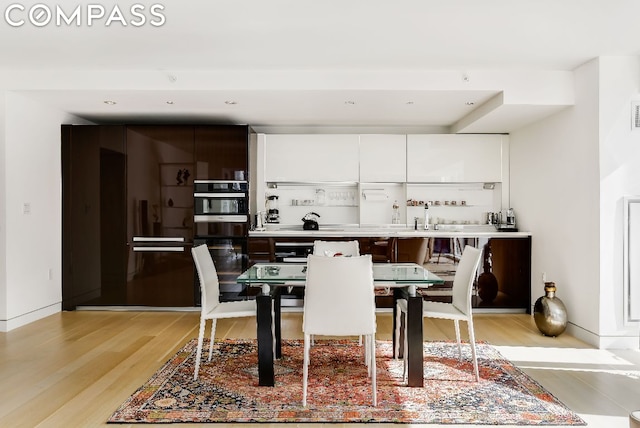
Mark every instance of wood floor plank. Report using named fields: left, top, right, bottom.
left=0, top=310, right=637, bottom=427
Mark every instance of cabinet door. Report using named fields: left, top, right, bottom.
left=126, top=126, right=194, bottom=240
left=265, top=134, right=359, bottom=182
left=248, top=237, right=274, bottom=265
left=359, top=134, right=406, bottom=182
left=125, top=126, right=195, bottom=306
left=62, top=125, right=126, bottom=310
left=62, top=125, right=101, bottom=310
left=407, top=134, right=504, bottom=182
left=194, top=125, right=249, bottom=180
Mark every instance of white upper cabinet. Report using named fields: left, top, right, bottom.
left=359, top=134, right=406, bottom=182
left=406, top=134, right=506, bottom=182
left=265, top=134, right=360, bottom=182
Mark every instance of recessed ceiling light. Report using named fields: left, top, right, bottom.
left=406, top=101, right=415, bottom=105
left=465, top=101, right=475, bottom=106
left=225, top=100, right=238, bottom=105
left=166, top=101, right=174, bottom=105
left=103, top=100, right=116, bottom=105
left=344, top=100, right=356, bottom=105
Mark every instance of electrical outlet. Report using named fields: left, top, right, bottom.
left=48, top=268, right=53, bottom=280
left=542, top=272, right=547, bottom=283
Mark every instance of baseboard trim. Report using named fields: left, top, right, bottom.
left=566, top=323, right=640, bottom=350
left=0, top=303, right=61, bottom=332
left=77, top=306, right=200, bottom=312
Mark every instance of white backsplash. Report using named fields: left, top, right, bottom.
left=406, top=183, right=502, bottom=226
left=266, top=183, right=359, bottom=226
left=359, top=183, right=405, bottom=226
left=264, top=182, right=502, bottom=228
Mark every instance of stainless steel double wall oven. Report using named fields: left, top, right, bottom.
left=193, top=179, right=250, bottom=302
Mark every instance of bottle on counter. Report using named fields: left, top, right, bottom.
left=423, top=204, right=430, bottom=230
left=507, top=208, right=516, bottom=226
left=392, top=200, right=400, bottom=224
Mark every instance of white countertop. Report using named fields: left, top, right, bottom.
left=249, top=224, right=530, bottom=238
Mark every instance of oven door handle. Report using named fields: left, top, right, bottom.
left=194, top=192, right=246, bottom=198
left=132, top=246, right=185, bottom=252
left=133, top=236, right=185, bottom=242
left=281, top=257, right=308, bottom=263
left=194, top=215, right=248, bottom=223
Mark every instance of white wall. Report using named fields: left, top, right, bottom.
left=0, top=92, right=90, bottom=331
left=511, top=57, right=640, bottom=349
left=510, top=59, right=602, bottom=345
left=598, top=57, right=640, bottom=347
left=0, top=92, right=7, bottom=323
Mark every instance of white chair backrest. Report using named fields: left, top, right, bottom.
left=451, top=245, right=482, bottom=315
left=312, top=240, right=360, bottom=257
left=303, top=254, right=376, bottom=336
left=192, top=244, right=220, bottom=313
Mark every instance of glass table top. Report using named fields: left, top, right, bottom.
left=237, top=262, right=444, bottom=286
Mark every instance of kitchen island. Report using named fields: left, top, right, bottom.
left=248, top=225, right=532, bottom=312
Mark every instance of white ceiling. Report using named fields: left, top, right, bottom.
left=3, top=0, right=640, bottom=133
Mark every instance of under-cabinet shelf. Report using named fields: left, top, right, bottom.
left=407, top=204, right=475, bottom=208
left=289, top=203, right=358, bottom=208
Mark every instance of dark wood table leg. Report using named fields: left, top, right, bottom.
left=273, top=287, right=282, bottom=359
left=256, top=290, right=274, bottom=386
left=406, top=294, right=424, bottom=387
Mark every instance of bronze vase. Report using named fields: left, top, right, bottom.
left=533, top=282, right=568, bottom=336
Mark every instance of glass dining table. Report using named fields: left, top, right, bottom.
left=237, top=262, right=444, bottom=387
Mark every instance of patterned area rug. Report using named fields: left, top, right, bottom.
left=109, top=339, right=585, bottom=425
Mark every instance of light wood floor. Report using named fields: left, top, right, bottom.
left=1, top=310, right=638, bottom=427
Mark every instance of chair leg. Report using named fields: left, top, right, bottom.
left=364, top=335, right=370, bottom=373
left=208, top=319, right=217, bottom=362
left=467, top=319, right=480, bottom=381
left=395, top=302, right=409, bottom=382
left=402, top=321, right=408, bottom=382
left=394, top=302, right=403, bottom=359
left=194, top=317, right=206, bottom=380
left=302, top=334, right=311, bottom=406
left=370, top=334, right=377, bottom=406
left=453, top=319, right=462, bottom=360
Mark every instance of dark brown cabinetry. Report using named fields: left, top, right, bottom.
left=246, top=235, right=531, bottom=311
left=62, top=124, right=251, bottom=309
left=195, top=126, right=249, bottom=180
left=248, top=237, right=275, bottom=265
left=477, top=237, right=531, bottom=310
left=125, top=126, right=196, bottom=306
left=62, top=125, right=126, bottom=310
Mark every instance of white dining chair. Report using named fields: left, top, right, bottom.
left=302, top=254, right=377, bottom=406
left=312, top=239, right=360, bottom=258
left=191, top=244, right=258, bottom=380
left=395, top=245, right=483, bottom=382
left=310, top=240, right=362, bottom=345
